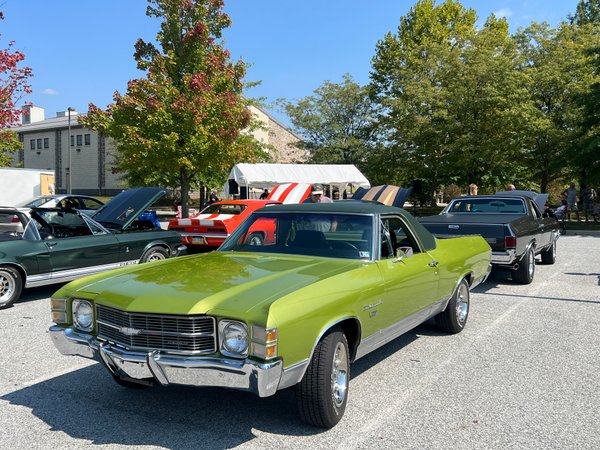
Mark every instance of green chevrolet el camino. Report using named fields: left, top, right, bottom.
left=49, top=201, right=491, bottom=428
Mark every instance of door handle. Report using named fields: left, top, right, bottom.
left=428, top=261, right=439, bottom=268
left=46, top=241, right=58, bottom=248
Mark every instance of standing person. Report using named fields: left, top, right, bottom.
left=580, top=184, right=597, bottom=222
left=259, top=189, right=269, bottom=200
left=468, top=183, right=478, bottom=195
left=561, top=182, right=579, bottom=222
left=302, top=184, right=333, bottom=203
left=507, top=183, right=516, bottom=191
left=208, top=189, right=220, bottom=204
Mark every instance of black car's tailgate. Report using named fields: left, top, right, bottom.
left=419, top=216, right=513, bottom=252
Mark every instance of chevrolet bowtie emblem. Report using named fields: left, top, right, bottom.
left=119, top=326, right=143, bottom=336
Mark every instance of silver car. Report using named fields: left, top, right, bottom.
left=13, top=195, right=104, bottom=217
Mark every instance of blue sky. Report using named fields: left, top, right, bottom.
left=1, top=0, right=581, bottom=126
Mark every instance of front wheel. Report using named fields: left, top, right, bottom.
left=435, top=278, right=470, bottom=334
left=140, top=246, right=168, bottom=263
left=512, top=247, right=535, bottom=284
left=0, top=266, right=23, bottom=309
left=296, top=328, right=349, bottom=428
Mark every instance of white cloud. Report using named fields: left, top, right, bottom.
left=42, top=88, right=58, bottom=95
left=494, top=8, right=514, bottom=19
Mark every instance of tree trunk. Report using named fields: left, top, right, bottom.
left=180, top=168, right=190, bottom=218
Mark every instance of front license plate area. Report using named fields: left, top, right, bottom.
left=192, top=236, right=206, bottom=244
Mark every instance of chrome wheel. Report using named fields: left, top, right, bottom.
left=527, top=249, right=535, bottom=278
left=146, top=252, right=166, bottom=262
left=0, top=270, right=16, bottom=305
left=0, top=267, right=21, bottom=308
left=331, top=341, right=349, bottom=408
left=455, top=282, right=469, bottom=325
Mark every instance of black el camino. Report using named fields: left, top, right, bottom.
left=419, top=191, right=560, bottom=284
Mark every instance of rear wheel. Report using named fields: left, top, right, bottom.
left=140, top=247, right=168, bottom=263
left=512, top=247, right=535, bottom=284
left=0, top=266, right=23, bottom=309
left=435, top=278, right=469, bottom=334
left=540, top=239, right=556, bottom=265
left=296, top=328, right=349, bottom=428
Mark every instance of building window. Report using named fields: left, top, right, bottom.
left=44, top=138, right=49, bottom=149
left=71, top=135, right=75, bottom=147
left=84, top=134, right=91, bottom=145
left=37, top=138, right=42, bottom=149
left=76, top=134, right=82, bottom=146
left=30, top=139, right=35, bottom=150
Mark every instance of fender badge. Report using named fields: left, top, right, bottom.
left=449, top=225, right=460, bottom=229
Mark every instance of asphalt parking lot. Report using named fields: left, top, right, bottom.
left=1, top=234, right=598, bottom=449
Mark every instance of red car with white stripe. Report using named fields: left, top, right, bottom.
left=168, top=183, right=311, bottom=249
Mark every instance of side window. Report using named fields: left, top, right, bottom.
left=530, top=201, right=542, bottom=219
left=380, top=216, right=420, bottom=259
left=79, top=198, right=103, bottom=210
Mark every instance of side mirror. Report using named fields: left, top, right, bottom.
left=392, top=246, right=414, bottom=263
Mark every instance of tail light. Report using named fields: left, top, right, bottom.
left=11, top=215, right=20, bottom=223
left=505, top=236, right=517, bottom=249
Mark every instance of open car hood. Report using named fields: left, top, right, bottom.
left=91, top=187, right=166, bottom=231
left=495, top=190, right=549, bottom=212
left=352, top=184, right=413, bottom=208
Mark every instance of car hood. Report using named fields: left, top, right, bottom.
left=91, top=187, right=166, bottom=230
left=66, top=252, right=364, bottom=316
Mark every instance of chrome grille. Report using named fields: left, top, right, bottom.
left=96, top=304, right=216, bottom=355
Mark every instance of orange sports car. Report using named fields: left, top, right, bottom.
left=168, top=183, right=311, bottom=250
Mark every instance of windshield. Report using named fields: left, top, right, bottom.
left=14, top=196, right=57, bottom=208
left=219, top=211, right=373, bottom=260
left=446, top=198, right=526, bottom=214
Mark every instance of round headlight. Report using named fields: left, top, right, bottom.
left=73, top=300, right=94, bottom=331
left=222, top=322, right=248, bottom=355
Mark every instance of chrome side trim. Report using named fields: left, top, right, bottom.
left=355, top=306, right=435, bottom=360
left=25, top=260, right=139, bottom=288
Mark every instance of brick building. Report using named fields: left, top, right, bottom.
left=9, top=104, right=306, bottom=195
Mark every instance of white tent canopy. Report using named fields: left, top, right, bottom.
left=223, top=163, right=370, bottom=196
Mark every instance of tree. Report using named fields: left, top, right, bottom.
left=0, top=11, right=32, bottom=166
left=569, top=0, right=600, bottom=25
left=369, top=0, right=531, bottom=199
left=514, top=22, right=599, bottom=192
left=80, top=0, right=267, bottom=216
left=277, top=74, right=381, bottom=172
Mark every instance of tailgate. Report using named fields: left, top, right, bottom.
left=421, top=222, right=508, bottom=252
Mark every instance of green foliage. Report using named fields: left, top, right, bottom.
left=79, top=0, right=267, bottom=215
left=0, top=11, right=32, bottom=166
left=368, top=0, right=532, bottom=200
left=277, top=74, right=381, bottom=172
left=569, top=0, right=600, bottom=25
left=515, top=22, right=600, bottom=191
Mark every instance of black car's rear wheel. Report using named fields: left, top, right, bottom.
left=0, top=266, right=22, bottom=309
left=296, top=328, right=349, bottom=428
left=512, top=247, right=535, bottom=284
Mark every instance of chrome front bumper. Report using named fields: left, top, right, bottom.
left=49, top=326, right=283, bottom=397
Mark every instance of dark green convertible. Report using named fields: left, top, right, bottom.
left=0, top=187, right=185, bottom=308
